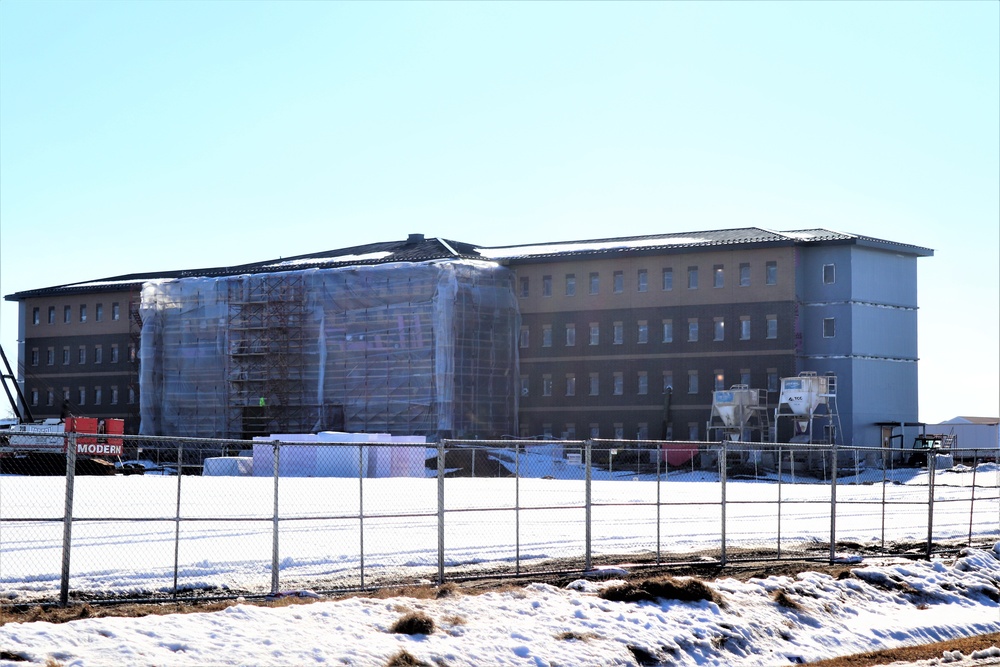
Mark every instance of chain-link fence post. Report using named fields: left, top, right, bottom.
left=270, top=441, right=280, bottom=596
left=437, top=440, right=445, bottom=585
left=719, top=440, right=727, bottom=567
left=830, top=441, right=838, bottom=563
left=172, top=442, right=184, bottom=600
left=655, top=441, right=661, bottom=564
left=777, top=443, right=783, bottom=559
left=59, top=431, right=77, bottom=607
left=881, top=446, right=888, bottom=554
left=515, top=441, right=521, bottom=576
left=359, top=443, right=366, bottom=590
left=926, top=448, right=936, bottom=560
left=968, top=450, right=979, bottom=546
left=584, top=439, right=592, bottom=572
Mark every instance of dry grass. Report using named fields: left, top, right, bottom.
left=808, top=632, right=1000, bottom=667
left=384, top=649, right=434, bottom=667
left=599, top=575, right=724, bottom=606
left=389, top=611, right=436, bottom=636
left=771, top=589, right=804, bottom=611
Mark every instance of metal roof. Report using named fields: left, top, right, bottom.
left=4, top=227, right=934, bottom=301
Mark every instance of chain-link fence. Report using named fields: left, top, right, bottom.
left=1, top=431, right=998, bottom=606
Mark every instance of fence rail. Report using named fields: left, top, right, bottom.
left=1, top=432, right=997, bottom=606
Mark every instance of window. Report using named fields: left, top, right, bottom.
left=713, top=317, right=725, bottom=341
left=823, top=317, right=836, bottom=338
left=128, top=386, right=136, bottom=404
left=589, top=323, right=599, bottom=346
left=740, top=316, right=751, bottom=340
left=687, top=266, right=698, bottom=289
left=688, top=423, right=700, bottom=441
left=662, top=319, right=673, bottom=343
left=32, top=307, right=40, bottom=325
left=713, top=265, right=724, bottom=288
left=637, top=320, right=648, bottom=344
left=613, top=372, right=623, bottom=395
left=613, top=321, right=623, bottom=345
left=30, top=348, right=39, bottom=366
left=78, top=346, right=86, bottom=364
left=766, top=261, right=777, bottom=285
left=662, top=371, right=673, bottom=393
left=111, top=386, right=119, bottom=405
left=519, top=277, right=529, bottom=298
left=48, top=306, right=55, bottom=324
left=589, top=272, right=599, bottom=295
left=94, top=345, right=103, bottom=364
left=62, top=347, right=70, bottom=365
left=542, top=374, right=553, bottom=397
left=542, top=424, right=553, bottom=438
left=637, top=371, right=648, bottom=395
left=714, top=371, right=725, bottom=391
left=740, top=369, right=751, bottom=387
left=767, top=369, right=779, bottom=393
left=542, top=275, right=552, bottom=297
left=112, top=302, right=120, bottom=321
left=30, top=389, right=39, bottom=406
left=95, top=303, right=103, bottom=322
left=519, top=326, right=529, bottom=348
left=62, top=387, right=70, bottom=403
left=565, top=274, right=576, bottom=297
left=688, top=370, right=699, bottom=394
left=78, top=387, right=86, bottom=406
left=589, top=373, right=599, bottom=396
left=79, top=304, right=87, bottom=322
left=520, top=376, right=529, bottom=397
left=590, top=423, right=600, bottom=439
left=129, top=345, right=137, bottom=362
left=46, top=347, right=54, bottom=366
left=565, top=374, right=576, bottom=396
left=637, top=423, right=648, bottom=441
left=739, top=263, right=750, bottom=287
left=64, top=306, right=71, bottom=324
left=565, top=323, right=576, bottom=346
left=662, top=268, right=673, bottom=291
left=111, top=344, right=119, bottom=363
left=94, top=386, right=102, bottom=405
left=637, top=269, right=648, bottom=292
left=47, top=390, right=54, bottom=406
left=613, top=271, right=624, bottom=293
left=565, top=423, right=576, bottom=439
left=688, top=319, right=699, bottom=342
left=614, top=423, right=625, bottom=440
left=823, top=264, right=836, bottom=284
left=766, top=315, right=778, bottom=339
left=542, top=325, right=553, bottom=348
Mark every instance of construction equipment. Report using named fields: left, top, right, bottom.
left=0, top=344, right=123, bottom=475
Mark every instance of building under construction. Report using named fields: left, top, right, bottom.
left=6, top=228, right=934, bottom=446
left=139, top=259, right=519, bottom=440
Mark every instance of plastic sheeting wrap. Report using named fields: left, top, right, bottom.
left=139, top=260, right=519, bottom=440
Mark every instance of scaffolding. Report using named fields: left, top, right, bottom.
left=139, top=260, right=519, bottom=440
left=227, top=273, right=316, bottom=439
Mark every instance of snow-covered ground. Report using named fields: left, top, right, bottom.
left=1, top=458, right=998, bottom=666
left=1, top=544, right=998, bottom=666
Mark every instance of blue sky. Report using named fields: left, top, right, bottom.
left=1, top=1, right=997, bottom=424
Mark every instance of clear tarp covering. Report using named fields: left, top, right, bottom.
left=139, top=260, right=519, bottom=440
